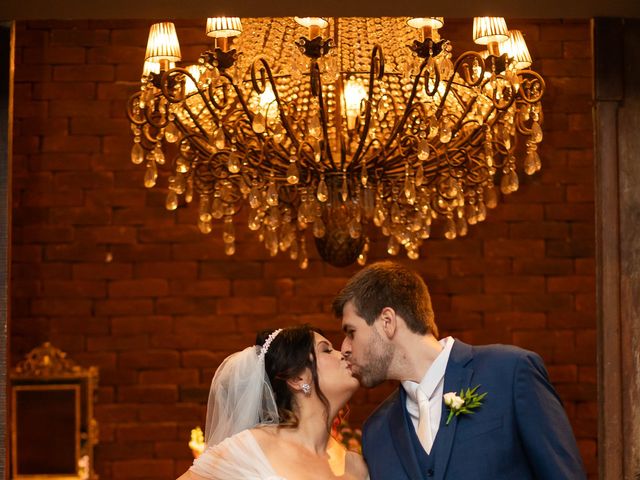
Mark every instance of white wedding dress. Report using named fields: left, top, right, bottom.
left=189, top=429, right=286, bottom=480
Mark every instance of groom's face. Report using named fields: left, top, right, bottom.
left=340, top=301, right=393, bottom=388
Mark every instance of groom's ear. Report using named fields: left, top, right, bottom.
left=379, top=307, right=398, bottom=339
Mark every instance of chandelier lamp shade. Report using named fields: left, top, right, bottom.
left=127, top=16, right=545, bottom=268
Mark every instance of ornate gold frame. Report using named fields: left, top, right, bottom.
left=10, top=343, right=99, bottom=480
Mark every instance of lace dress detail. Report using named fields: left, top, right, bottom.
left=189, top=429, right=286, bottom=480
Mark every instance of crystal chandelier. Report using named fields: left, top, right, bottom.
left=127, top=17, right=545, bottom=268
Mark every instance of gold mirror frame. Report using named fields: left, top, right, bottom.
left=10, top=343, right=99, bottom=480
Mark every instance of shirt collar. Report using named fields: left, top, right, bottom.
left=401, top=336, right=455, bottom=402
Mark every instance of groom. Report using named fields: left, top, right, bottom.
left=333, top=261, right=586, bottom=480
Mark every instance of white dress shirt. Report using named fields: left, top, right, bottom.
left=401, top=336, right=455, bottom=453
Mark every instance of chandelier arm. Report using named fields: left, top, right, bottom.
left=423, top=62, right=442, bottom=97
left=126, top=91, right=148, bottom=126
left=178, top=98, right=216, bottom=140
left=350, top=44, right=385, bottom=166
left=517, top=70, right=546, bottom=104
left=380, top=59, right=429, bottom=155
left=435, top=51, right=486, bottom=121
left=309, top=60, right=336, bottom=169
left=250, top=57, right=302, bottom=151
left=489, top=76, right=518, bottom=111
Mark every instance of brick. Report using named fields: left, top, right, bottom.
left=139, top=368, right=199, bottom=384
left=118, top=350, right=180, bottom=369
left=22, top=189, right=84, bottom=207
left=451, top=294, right=512, bottom=312
left=42, top=280, right=106, bottom=298
left=71, top=117, right=130, bottom=135
left=42, top=135, right=100, bottom=153
left=485, top=276, right=545, bottom=293
left=169, top=280, right=231, bottom=297
left=547, top=239, right=594, bottom=258
left=509, top=222, right=569, bottom=239
left=200, top=261, right=263, bottom=279
left=181, top=350, right=228, bottom=368
left=87, top=335, right=148, bottom=352
left=29, top=153, right=92, bottom=171
left=51, top=206, right=112, bottom=225
left=33, top=82, right=96, bottom=100
left=134, top=261, right=198, bottom=279
left=20, top=225, right=74, bottom=243
left=141, top=405, right=204, bottom=423
left=110, top=244, right=172, bottom=261
left=485, top=239, right=545, bottom=258
left=548, top=311, right=595, bottom=329
left=53, top=65, right=115, bottom=81
left=23, top=46, right=86, bottom=64
left=109, top=279, right=169, bottom=297
left=45, top=243, right=108, bottom=262
left=512, top=294, right=574, bottom=312
left=49, top=99, right=111, bottom=117
left=95, top=299, right=154, bottom=316
left=88, top=45, right=146, bottom=64
left=547, top=276, right=595, bottom=293
left=86, top=188, right=147, bottom=207
left=31, top=298, right=93, bottom=316
left=50, top=28, right=110, bottom=46
left=513, top=258, right=574, bottom=275
left=75, top=226, right=137, bottom=244
left=484, top=312, right=546, bottom=330
left=111, top=316, right=173, bottom=335
left=217, top=297, right=277, bottom=315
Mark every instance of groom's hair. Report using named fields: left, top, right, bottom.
left=332, top=261, right=438, bottom=337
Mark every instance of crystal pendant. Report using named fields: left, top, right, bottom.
left=223, top=216, right=235, bottom=243
left=484, top=185, right=498, bottom=209
left=165, top=122, right=180, bottom=143
left=144, top=161, right=157, bottom=188
left=308, top=114, right=322, bottom=138
left=531, top=122, right=543, bottom=143
left=417, top=139, right=429, bottom=160
left=165, top=190, right=178, bottom=211
left=439, top=120, right=452, bottom=143
left=500, top=170, right=519, bottom=194
left=387, top=236, right=400, bottom=255
left=131, top=143, right=144, bottom=164
left=317, top=177, right=328, bottom=202
left=341, top=176, right=349, bottom=202
left=227, top=154, right=241, bottom=174
left=199, top=195, right=211, bottom=222
left=198, top=218, right=212, bottom=234
left=211, top=197, right=224, bottom=219
left=444, top=216, right=457, bottom=239
left=175, top=156, right=189, bottom=173
left=224, top=242, right=236, bottom=256
left=313, top=217, right=326, bottom=238
left=185, top=177, right=194, bottom=203
left=214, top=128, right=226, bottom=149
left=252, top=112, right=266, bottom=134
left=415, top=164, right=424, bottom=187
left=248, top=209, right=262, bottom=231
left=524, top=148, right=539, bottom=175
left=286, top=161, right=300, bottom=185
left=266, top=182, right=279, bottom=206
left=404, top=176, right=416, bottom=204
left=153, top=145, right=165, bottom=165
left=249, top=186, right=261, bottom=209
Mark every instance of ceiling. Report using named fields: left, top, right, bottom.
left=1, top=0, right=640, bottom=20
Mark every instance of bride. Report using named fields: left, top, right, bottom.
left=177, top=325, right=369, bottom=480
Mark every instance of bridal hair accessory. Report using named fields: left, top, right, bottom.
left=301, top=383, right=312, bottom=396
left=259, top=328, right=283, bottom=359
left=204, top=331, right=283, bottom=447
left=444, top=385, right=487, bottom=425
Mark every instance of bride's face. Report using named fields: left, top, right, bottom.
left=313, top=333, right=359, bottom=403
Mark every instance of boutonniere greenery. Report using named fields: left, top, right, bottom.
left=443, top=385, right=487, bottom=425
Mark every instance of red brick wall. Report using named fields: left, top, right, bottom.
left=11, top=19, right=596, bottom=479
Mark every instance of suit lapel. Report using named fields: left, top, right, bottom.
left=388, top=388, right=424, bottom=480
left=433, top=340, right=474, bottom=480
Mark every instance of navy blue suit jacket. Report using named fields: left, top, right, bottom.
left=362, top=340, right=586, bottom=480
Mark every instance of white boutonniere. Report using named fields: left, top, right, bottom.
left=444, top=385, right=487, bottom=425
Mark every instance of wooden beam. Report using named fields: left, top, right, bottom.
left=0, top=20, right=13, bottom=480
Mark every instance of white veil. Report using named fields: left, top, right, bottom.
left=204, top=338, right=280, bottom=447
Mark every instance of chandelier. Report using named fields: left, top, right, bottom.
left=127, top=17, right=544, bottom=268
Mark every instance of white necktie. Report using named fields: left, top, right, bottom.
left=416, top=387, right=433, bottom=454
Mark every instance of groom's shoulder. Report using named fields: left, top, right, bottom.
left=469, top=342, right=544, bottom=368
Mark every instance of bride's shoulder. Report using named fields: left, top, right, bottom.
left=345, top=451, right=369, bottom=480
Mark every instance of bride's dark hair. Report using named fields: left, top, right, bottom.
left=256, top=325, right=331, bottom=429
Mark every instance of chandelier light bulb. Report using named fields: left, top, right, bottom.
left=473, top=17, right=509, bottom=56
left=145, top=22, right=181, bottom=67
left=407, top=17, right=444, bottom=40
left=294, top=17, right=329, bottom=38
left=343, top=78, right=367, bottom=130
left=501, top=30, right=532, bottom=70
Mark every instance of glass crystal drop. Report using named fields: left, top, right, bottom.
left=357, top=249, right=367, bottom=266
left=341, top=176, right=349, bottom=202
left=404, top=177, right=416, bottom=204
left=387, top=236, right=400, bottom=255
left=165, top=190, right=178, bottom=211
left=185, top=178, right=194, bottom=203
left=361, top=164, right=368, bottom=186
left=144, top=161, right=157, bottom=188
left=485, top=186, right=498, bottom=209
left=266, top=182, right=279, bottom=206
left=531, top=122, right=543, bottom=143
left=175, top=156, right=189, bottom=173
left=165, top=122, right=180, bottom=143
left=273, top=125, right=285, bottom=144
left=313, top=217, right=326, bottom=238
left=286, top=162, right=300, bottom=185
left=223, top=216, right=235, bottom=243
left=131, top=143, right=144, bottom=165
left=198, top=195, right=211, bottom=222
left=439, top=121, right=452, bottom=143
left=289, top=237, right=299, bottom=260
left=317, top=177, right=329, bottom=202
left=415, top=164, right=425, bottom=187
left=249, top=186, right=261, bottom=209
left=252, top=112, right=266, bottom=134
left=211, top=198, right=224, bottom=219
left=445, top=217, right=457, bottom=240
left=524, top=149, right=538, bottom=175
left=227, top=154, right=241, bottom=174
left=456, top=216, right=468, bottom=236
left=438, top=57, right=454, bottom=80
left=308, top=115, right=322, bottom=138
left=477, top=201, right=487, bottom=222
left=198, top=218, right=212, bottom=234
left=153, top=145, right=165, bottom=165
left=214, top=128, right=226, bottom=149
left=248, top=209, right=262, bottom=231
left=417, top=139, right=429, bottom=160
left=224, top=242, right=236, bottom=256
left=348, top=219, right=362, bottom=239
